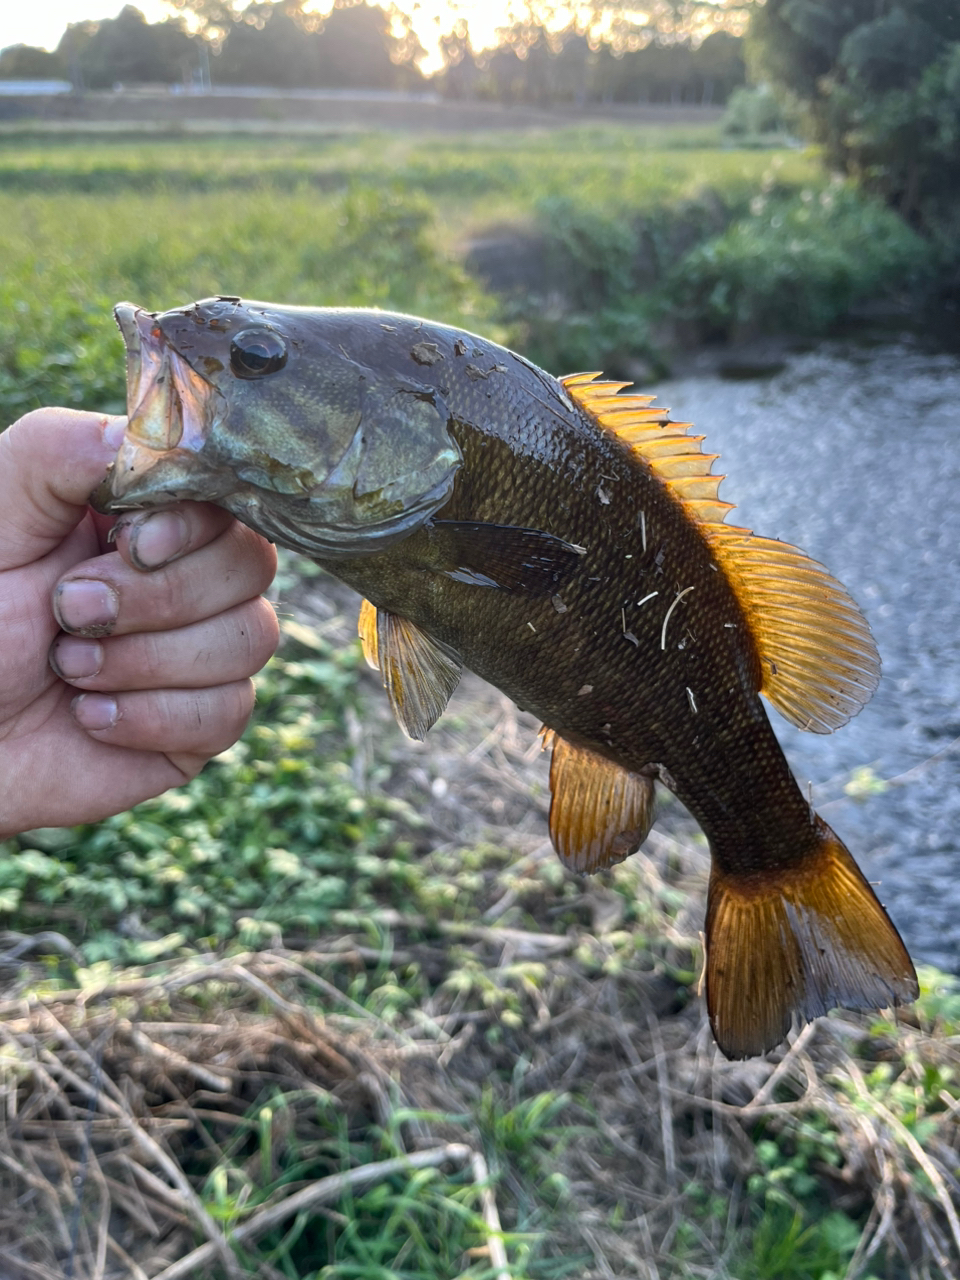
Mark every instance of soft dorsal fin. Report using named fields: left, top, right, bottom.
left=561, top=373, right=880, bottom=733
left=542, top=730, right=655, bottom=874
left=702, top=528, right=880, bottom=732
left=358, top=599, right=462, bottom=741
left=560, top=373, right=735, bottom=525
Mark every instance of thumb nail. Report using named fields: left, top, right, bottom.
left=101, top=415, right=127, bottom=451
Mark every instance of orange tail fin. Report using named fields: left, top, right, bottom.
left=705, top=818, right=918, bottom=1059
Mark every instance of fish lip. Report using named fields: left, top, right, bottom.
left=114, top=302, right=146, bottom=412
left=104, top=439, right=238, bottom=511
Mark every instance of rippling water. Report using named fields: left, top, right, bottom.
left=657, top=341, right=960, bottom=970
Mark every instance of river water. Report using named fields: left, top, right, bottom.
left=656, top=339, right=960, bottom=972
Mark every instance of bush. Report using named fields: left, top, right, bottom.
left=670, top=182, right=933, bottom=339
left=508, top=191, right=736, bottom=375
left=721, top=84, right=788, bottom=138
left=747, top=0, right=960, bottom=239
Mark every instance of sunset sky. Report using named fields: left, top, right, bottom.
left=4, top=0, right=744, bottom=74
left=2, top=0, right=524, bottom=70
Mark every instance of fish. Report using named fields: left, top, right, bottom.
left=97, top=295, right=918, bottom=1058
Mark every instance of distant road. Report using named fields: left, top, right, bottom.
left=0, top=88, right=723, bottom=132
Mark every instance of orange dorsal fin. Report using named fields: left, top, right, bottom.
left=542, top=730, right=655, bottom=874
left=702, top=527, right=880, bottom=732
left=560, top=373, right=735, bottom=525
left=358, top=599, right=461, bottom=741
left=560, top=373, right=880, bottom=732
left=706, top=817, right=918, bottom=1058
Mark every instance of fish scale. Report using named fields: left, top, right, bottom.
left=99, top=296, right=919, bottom=1058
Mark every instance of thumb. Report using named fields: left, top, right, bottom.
left=0, top=408, right=126, bottom=572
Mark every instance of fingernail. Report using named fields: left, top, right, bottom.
left=71, top=693, right=118, bottom=731
left=55, top=580, right=119, bottom=636
left=129, top=510, right=188, bottom=570
left=102, top=415, right=127, bottom=450
left=50, top=636, right=103, bottom=680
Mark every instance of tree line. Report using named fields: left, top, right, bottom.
left=747, top=0, right=960, bottom=240
left=0, top=0, right=745, bottom=105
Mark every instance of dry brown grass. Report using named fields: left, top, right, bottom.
left=2, top=908, right=960, bottom=1277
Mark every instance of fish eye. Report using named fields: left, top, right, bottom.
left=230, top=329, right=287, bottom=379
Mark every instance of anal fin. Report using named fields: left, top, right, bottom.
left=706, top=817, right=918, bottom=1058
left=544, top=731, right=656, bottom=874
left=357, top=599, right=462, bottom=741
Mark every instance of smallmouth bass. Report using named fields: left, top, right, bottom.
left=99, top=296, right=918, bottom=1057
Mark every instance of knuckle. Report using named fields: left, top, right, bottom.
left=206, top=679, right=255, bottom=751
left=245, top=597, right=281, bottom=662
left=226, top=521, right=278, bottom=593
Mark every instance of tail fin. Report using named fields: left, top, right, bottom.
left=705, top=818, right=918, bottom=1059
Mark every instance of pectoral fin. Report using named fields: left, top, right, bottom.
left=421, top=520, right=585, bottom=594
left=357, top=600, right=461, bottom=741
left=544, top=731, right=656, bottom=874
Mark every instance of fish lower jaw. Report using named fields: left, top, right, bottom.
left=106, top=440, right=226, bottom=509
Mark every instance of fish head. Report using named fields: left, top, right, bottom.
left=104, top=297, right=462, bottom=557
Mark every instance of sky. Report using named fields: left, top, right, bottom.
left=0, top=0, right=519, bottom=70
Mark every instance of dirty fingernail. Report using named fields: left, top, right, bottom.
left=130, top=510, right=188, bottom=570
left=71, top=693, right=118, bottom=731
left=50, top=636, right=103, bottom=681
left=55, top=579, right=119, bottom=635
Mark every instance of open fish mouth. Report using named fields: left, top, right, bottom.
left=108, top=303, right=226, bottom=508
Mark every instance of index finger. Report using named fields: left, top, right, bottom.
left=0, top=409, right=126, bottom=572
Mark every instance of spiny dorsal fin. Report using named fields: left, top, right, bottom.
left=560, top=372, right=880, bottom=733
left=542, top=729, right=655, bottom=874
left=703, top=527, right=880, bottom=732
left=560, top=373, right=735, bottom=526
left=357, top=600, right=462, bottom=741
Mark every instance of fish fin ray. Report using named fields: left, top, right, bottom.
left=704, top=527, right=881, bottom=732
left=665, top=473, right=725, bottom=501
left=544, top=731, right=656, bottom=874
left=706, top=819, right=917, bottom=1059
left=357, top=598, right=380, bottom=670
left=371, top=608, right=462, bottom=741
left=562, top=374, right=734, bottom=525
left=424, top=520, right=584, bottom=595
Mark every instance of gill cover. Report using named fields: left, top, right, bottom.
left=107, top=297, right=462, bottom=557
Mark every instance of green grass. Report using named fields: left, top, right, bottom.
left=0, top=124, right=931, bottom=427
left=0, top=125, right=826, bottom=424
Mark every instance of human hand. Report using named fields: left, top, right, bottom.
left=0, top=408, right=280, bottom=838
